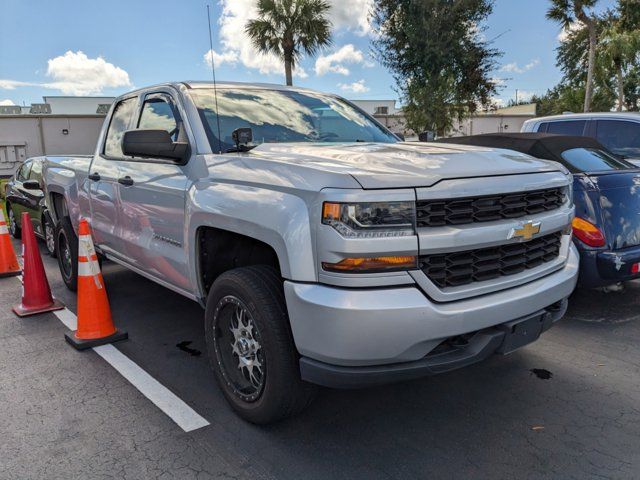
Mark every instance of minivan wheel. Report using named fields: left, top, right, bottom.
left=55, top=216, right=78, bottom=291
left=7, top=207, right=20, bottom=239
left=43, top=214, right=56, bottom=257
left=204, top=265, right=316, bottom=424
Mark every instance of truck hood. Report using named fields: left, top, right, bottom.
left=250, top=142, right=564, bottom=189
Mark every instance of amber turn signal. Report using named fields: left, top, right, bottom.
left=572, top=217, right=605, bottom=247
left=322, top=256, right=417, bottom=273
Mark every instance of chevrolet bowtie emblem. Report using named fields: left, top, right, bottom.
left=509, top=221, right=541, bottom=241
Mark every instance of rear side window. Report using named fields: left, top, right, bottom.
left=138, top=97, right=180, bottom=141
left=103, top=98, right=137, bottom=158
left=560, top=148, right=636, bottom=172
left=595, top=120, right=640, bottom=158
left=546, top=120, right=587, bottom=136
left=29, top=160, right=42, bottom=181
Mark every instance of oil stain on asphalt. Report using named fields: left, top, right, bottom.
left=530, top=368, right=553, bottom=380
left=176, top=341, right=202, bottom=357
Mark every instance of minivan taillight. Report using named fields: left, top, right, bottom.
left=572, top=217, right=606, bottom=247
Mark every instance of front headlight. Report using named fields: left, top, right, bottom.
left=322, top=201, right=416, bottom=238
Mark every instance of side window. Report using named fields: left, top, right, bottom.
left=546, top=120, right=587, bottom=136
left=103, top=98, right=137, bottom=158
left=16, top=161, right=31, bottom=181
left=29, top=160, right=43, bottom=181
left=596, top=120, right=640, bottom=157
left=537, top=122, right=549, bottom=133
left=138, top=97, right=179, bottom=141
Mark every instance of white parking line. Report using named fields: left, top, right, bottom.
left=52, top=308, right=210, bottom=432
left=14, top=252, right=209, bottom=432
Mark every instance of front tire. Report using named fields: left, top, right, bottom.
left=55, top=216, right=78, bottom=291
left=204, top=266, right=316, bottom=424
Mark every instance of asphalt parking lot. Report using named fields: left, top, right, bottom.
left=2, top=239, right=640, bottom=480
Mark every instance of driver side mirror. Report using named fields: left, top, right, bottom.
left=22, top=180, right=41, bottom=191
left=122, top=129, right=189, bottom=162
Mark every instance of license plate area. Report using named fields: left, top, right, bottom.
left=496, top=313, right=546, bottom=355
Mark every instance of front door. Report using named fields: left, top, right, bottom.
left=116, top=92, right=190, bottom=290
left=88, top=96, right=137, bottom=256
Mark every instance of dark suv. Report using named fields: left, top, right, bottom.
left=4, top=157, right=56, bottom=256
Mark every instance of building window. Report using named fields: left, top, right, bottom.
left=374, top=106, right=389, bottom=115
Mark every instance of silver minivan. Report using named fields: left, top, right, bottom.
left=522, top=112, right=640, bottom=164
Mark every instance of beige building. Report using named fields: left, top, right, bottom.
left=0, top=96, right=114, bottom=177
left=447, top=103, right=537, bottom=137
left=349, top=99, right=414, bottom=138
left=350, top=99, right=536, bottom=140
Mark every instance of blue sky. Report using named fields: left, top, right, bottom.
left=0, top=0, right=617, bottom=107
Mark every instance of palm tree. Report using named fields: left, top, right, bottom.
left=246, top=0, right=332, bottom=86
left=547, top=0, right=600, bottom=112
left=599, top=25, right=640, bottom=111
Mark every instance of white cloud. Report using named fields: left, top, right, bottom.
left=558, top=21, right=582, bottom=42
left=0, top=51, right=131, bottom=96
left=515, top=90, right=535, bottom=102
left=0, top=99, right=15, bottom=106
left=44, top=50, right=131, bottom=95
left=208, top=0, right=372, bottom=79
left=500, top=59, right=540, bottom=74
left=338, top=79, right=369, bottom=93
left=491, top=77, right=507, bottom=87
left=204, top=49, right=239, bottom=68
left=315, top=44, right=365, bottom=76
left=0, top=79, right=30, bottom=90
left=329, top=0, right=373, bottom=36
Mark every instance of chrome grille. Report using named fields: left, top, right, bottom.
left=420, top=232, right=562, bottom=288
left=416, top=188, right=565, bottom=227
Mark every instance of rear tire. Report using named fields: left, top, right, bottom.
left=7, top=206, right=20, bottom=239
left=204, top=265, right=316, bottom=424
left=55, top=216, right=78, bottom=291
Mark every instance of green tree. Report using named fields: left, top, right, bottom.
left=599, top=25, right=640, bottom=110
left=245, top=0, right=332, bottom=86
left=371, top=0, right=500, bottom=135
left=547, top=0, right=601, bottom=112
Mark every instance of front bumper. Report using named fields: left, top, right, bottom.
left=577, top=243, right=640, bottom=288
left=300, top=300, right=567, bottom=388
left=284, top=243, right=579, bottom=385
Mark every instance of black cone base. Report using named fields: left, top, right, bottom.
left=65, top=329, right=128, bottom=351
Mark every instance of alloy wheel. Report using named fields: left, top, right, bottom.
left=45, top=220, right=55, bottom=254
left=213, top=295, right=266, bottom=402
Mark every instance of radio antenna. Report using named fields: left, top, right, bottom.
left=207, top=4, right=223, bottom=154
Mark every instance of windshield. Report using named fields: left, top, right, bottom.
left=189, top=88, right=398, bottom=152
left=560, top=148, right=637, bottom=173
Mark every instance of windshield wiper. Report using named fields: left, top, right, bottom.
left=225, top=145, right=257, bottom=153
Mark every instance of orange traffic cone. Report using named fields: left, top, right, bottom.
left=64, top=219, right=127, bottom=350
left=13, top=213, right=64, bottom=316
left=0, top=208, right=21, bottom=278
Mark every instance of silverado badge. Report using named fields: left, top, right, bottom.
left=509, top=221, right=541, bottom=241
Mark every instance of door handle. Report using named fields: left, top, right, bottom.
left=88, top=172, right=101, bottom=182
left=117, top=176, right=134, bottom=186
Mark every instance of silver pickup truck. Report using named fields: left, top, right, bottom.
left=42, top=81, right=579, bottom=423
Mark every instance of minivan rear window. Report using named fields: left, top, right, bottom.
left=560, top=148, right=636, bottom=172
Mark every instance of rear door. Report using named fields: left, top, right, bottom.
left=594, top=119, right=640, bottom=159
left=115, top=91, right=191, bottom=290
left=88, top=96, right=137, bottom=256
